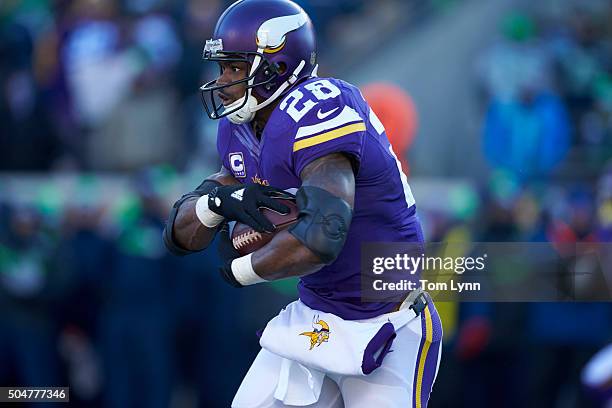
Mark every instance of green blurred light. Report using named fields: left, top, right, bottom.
left=489, top=169, right=520, bottom=203
left=36, top=183, right=63, bottom=218
left=269, top=277, right=299, bottom=297
left=112, top=194, right=142, bottom=227
left=449, top=185, right=479, bottom=220
left=594, top=74, right=612, bottom=111
left=502, top=12, right=536, bottom=42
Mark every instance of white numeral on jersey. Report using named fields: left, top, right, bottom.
left=304, top=80, right=341, bottom=100
left=280, top=89, right=317, bottom=122
left=280, top=80, right=341, bottom=122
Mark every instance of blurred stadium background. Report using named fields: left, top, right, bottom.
left=0, top=0, right=611, bottom=406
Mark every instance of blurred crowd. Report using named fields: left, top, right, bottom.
left=0, top=0, right=408, bottom=173
left=1, top=0, right=611, bottom=407
left=478, top=1, right=612, bottom=180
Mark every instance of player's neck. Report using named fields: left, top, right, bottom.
left=251, top=100, right=280, bottom=140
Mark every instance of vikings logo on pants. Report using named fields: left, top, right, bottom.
left=299, top=316, right=330, bottom=350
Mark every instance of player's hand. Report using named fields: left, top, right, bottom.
left=217, top=223, right=240, bottom=263
left=207, top=184, right=293, bottom=233
left=217, top=223, right=243, bottom=287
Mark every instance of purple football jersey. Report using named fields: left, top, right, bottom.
left=217, top=77, right=422, bottom=320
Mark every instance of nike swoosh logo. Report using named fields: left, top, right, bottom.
left=316, top=107, right=339, bottom=120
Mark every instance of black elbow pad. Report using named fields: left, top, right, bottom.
left=162, top=179, right=221, bottom=256
left=163, top=201, right=196, bottom=256
left=289, top=186, right=353, bottom=264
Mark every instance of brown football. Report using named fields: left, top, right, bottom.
left=231, top=199, right=299, bottom=255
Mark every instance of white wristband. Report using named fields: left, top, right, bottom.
left=195, top=195, right=224, bottom=228
left=231, top=254, right=267, bottom=286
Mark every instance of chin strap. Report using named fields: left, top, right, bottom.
left=226, top=57, right=308, bottom=124
left=226, top=94, right=258, bottom=124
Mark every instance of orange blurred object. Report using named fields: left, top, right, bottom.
left=361, top=82, right=418, bottom=174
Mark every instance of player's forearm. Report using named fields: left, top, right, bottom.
left=173, top=198, right=217, bottom=250
left=251, top=230, right=324, bottom=280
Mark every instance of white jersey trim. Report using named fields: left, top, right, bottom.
left=388, top=145, right=416, bottom=208
left=295, top=106, right=362, bottom=139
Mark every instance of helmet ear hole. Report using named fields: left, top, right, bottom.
left=263, top=62, right=281, bottom=78
left=277, top=62, right=287, bottom=75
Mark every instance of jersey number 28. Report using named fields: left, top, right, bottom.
left=280, top=80, right=341, bottom=122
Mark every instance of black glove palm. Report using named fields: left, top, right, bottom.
left=208, top=184, right=293, bottom=233
left=217, top=223, right=243, bottom=288
left=217, top=223, right=240, bottom=263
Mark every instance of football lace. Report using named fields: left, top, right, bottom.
left=233, top=230, right=262, bottom=249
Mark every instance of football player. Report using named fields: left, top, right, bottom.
left=163, top=0, right=442, bottom=406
